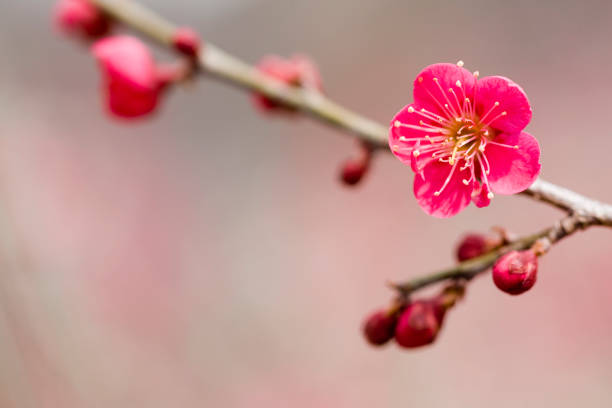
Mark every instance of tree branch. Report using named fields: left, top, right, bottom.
left=88, top=0, right=612, bottom=296
left=522, top=178, right=612, bottom=222
left=392, top=212, right=604, bottom=295
left=90, top=0, right=612, bottom=223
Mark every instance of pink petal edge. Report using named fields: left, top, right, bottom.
left=413, top=63, right=477, bottom=119
left=486, top=131, right=541, bottom=195
left=413, top=160, right=473, bottom=218
left=389, top=104, right=424, bottom=166
left=471, top=181, right=492, bottom=208
left=475, top=76, right=531, bottom=134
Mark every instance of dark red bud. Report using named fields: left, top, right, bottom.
left=456, top=234, right=488, bottom=261
left=394, top=300, right=445, bottom=349
left=340, top=158, right=369, bottom=186
left=492, top=250, right=538, bottom=295
left=456, top=233, right=494, bottom=261
left=363, top=310, right=397, bottom=346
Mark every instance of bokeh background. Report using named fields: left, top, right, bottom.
left=1, top=0, right=612, bottom=406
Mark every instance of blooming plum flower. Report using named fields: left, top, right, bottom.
left=92, top=36, right=180, bottom=119
left=389, top=62, right=541, bottom=217
left=254, top=55, right=322, bottom=112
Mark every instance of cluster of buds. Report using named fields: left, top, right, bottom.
left=55, top=0, right=203, bottom=119
left=363, top=284, right=464, bottom=349
left=456, top=230, right=547, bottom=295
left=56, top=1, right=371, bottom=184
left=363, top=231, right=547, bottom=349
left=251, top=54, right=378, bottom=187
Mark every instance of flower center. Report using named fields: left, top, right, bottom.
left=444, top=117, right=490, bottom=166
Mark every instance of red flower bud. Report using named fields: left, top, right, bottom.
left=253, top=55, right=322, bottom=112
left=394, top=300, right=445, bottom=349
left=492, top=250, right=538, bottom=295
left=456, top=233, right=489, bottom=261
left=92, top=36, right=180, bottom=119
left=172, top=27, right=202, bottom=58
left=340, top=158, right=369, bottom=186
left=55, top=0, right=111, bottom=39
left=339, top=143, right=372, bottom=187
left=363, top=310, right=397, bottom=346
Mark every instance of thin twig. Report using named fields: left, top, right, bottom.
left=392, top=213, right=603, bottom=295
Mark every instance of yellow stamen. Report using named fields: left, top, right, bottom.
left=450, top=144, right=459, bottom=165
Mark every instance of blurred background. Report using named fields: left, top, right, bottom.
left=1, top=0, right=612, bottom=406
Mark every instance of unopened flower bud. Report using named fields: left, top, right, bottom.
left=55, top=0, right=111, bottom=39
left=394, top=300, right=445, bottom=348
left=492, top=250, right=538, bottom=295
left=92, top=36, right=183, bottom=119
left=456, top=233, right=488, bottom=261
left=253, top=55, right=322, bottom=112
left=172, top=27, right=202, bottom=58
left=456, top=232, right=503, bottom=262
left=339, top=144, right=372, bottom=187
left=340, top=158, right=369, bottom=186
left=363, top=310, right=397, bottom=346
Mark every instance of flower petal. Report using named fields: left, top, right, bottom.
left=389, top=104, right=427, bottom=166
left=471, top=181, right=492, bottom=208
left=486, top=132, right=541, bottom=195
left=92, top=36, right=158, bottom=91
left=105, top=79, right=160, bottom=118
left=413, top=160, right=473, bottom=218
left=411, top=151, right=436, bottom=176
left=92, top=36, right=162, bottom=118
left=475, top=76, right=531, bottom=134
left=413, top=63, right=477, bottom=120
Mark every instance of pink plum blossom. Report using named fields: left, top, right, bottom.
left=92, top=36, right=177, bottom=119
left=389, top=62, right=541, bottom=217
